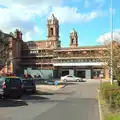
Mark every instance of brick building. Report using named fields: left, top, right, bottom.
left=0, top=14, right=110, bottom=79
left=0, top=30, right=22, bottom=75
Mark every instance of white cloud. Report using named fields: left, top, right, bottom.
left=0, top=6, right=46, bottom=41
left=0, top=0, right=63, bottom=41
left=50, top=6, right=103, bottom=24
left=97, top=31, right=120, bottom=44
left=0, top=0, right=63, bottom=6
left=0, top=0, right=105, bottom=41
left=22, top=26, right=44, bottom=41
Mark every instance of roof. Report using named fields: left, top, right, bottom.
left=25, top=40, right=47, bottom=43
left=70, top=28, right=77, bottom=34
left=54, top=45, right=106, bottom=51
left=23, top=40, right=57, bottom=49
left=48, top=14, right=58, bottom=21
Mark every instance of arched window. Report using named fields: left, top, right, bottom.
left=50, top=28, right=53, bottom=36
left=71, top=38, right=74, bottom=44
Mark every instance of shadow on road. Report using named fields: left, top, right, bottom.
left=0, top=99, right=28, bottom=107
left=22, top=95, right=49, bottom=101
left=35, top=90, right=74, bottom=96
left=59, top=82, right=77, bottom=85
left=59, top=81, right=86, bottom=86
left=25, top=97, right=97, bottom=104
left=35, top=91, right=54, bottom=95
left=81, top=80, right=86, bottom=82
left=53, top=91, right=75, bottom=95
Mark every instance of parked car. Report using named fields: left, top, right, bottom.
left=22, top=79, right=36, bottom=93
left=61, top=75, right=83, bottom=82
left=0, top=76, right=23, bottom=98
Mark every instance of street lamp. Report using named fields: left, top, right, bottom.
left=110, top=0, right=113, bottom=84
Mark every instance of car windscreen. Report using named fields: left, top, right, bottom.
left=5, top=78, right=22, bottom=85
left=22, top=80, right=34, bottom=86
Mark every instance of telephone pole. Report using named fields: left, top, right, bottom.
left=110, top=0, right=113, bottom=85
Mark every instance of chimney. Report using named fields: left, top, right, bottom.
left=14, top=29, right=22, bottom=40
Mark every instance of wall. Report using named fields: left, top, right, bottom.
left=85, top=69, right=91, bottom=79
left=24, top=69, right=54, bottom=79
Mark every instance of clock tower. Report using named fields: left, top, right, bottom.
left=47, top=14, right=59, bottom=41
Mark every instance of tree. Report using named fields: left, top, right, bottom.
left=0, top=31, right=10, bottom=66
left=103, top=41, right=120, bottom=81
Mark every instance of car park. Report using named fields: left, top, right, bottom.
left=0, top=76, right=23, bottom=98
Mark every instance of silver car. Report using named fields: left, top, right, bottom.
left=61, top=75, right=82, bottom=82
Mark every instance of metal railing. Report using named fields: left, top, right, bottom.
left=52, top=59, right=104, bottom=63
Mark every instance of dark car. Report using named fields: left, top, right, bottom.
left=22, top=79, right=36, bottom=93
left=0, top=77, right=23, bottom=98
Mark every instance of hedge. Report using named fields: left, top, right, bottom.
left=100, top=82, right=120, bottom=109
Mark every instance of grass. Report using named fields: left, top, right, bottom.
left=104, top=113, right=120, bottom=120
left=99, top=81, right=120, bottom=120
left=99, top=81, right=119, bottom=90
left=100, top=95, right=120, bottom=120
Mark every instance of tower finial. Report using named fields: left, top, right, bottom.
left=70, top=28, right=78, bottom=47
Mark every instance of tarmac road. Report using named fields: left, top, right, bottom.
left=0, top=81, right=100, bottom=120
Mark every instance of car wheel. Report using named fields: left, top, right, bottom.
left=76, top=79, right=80, bottom=82
left=64, top=79, right=67, bottom=82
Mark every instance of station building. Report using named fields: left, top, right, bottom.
left=0, top=14, right=111, bottom=80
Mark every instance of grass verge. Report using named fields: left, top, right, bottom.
left=99, top=82, right=120, bottom=120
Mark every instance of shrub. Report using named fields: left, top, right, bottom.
left=110, top=90, right=120, bottom=109
left=100, top=82, right=120, bottom=109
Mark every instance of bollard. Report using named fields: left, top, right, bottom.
left=54, top=81, right=59, bottom=86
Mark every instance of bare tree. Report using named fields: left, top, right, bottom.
left=0, top=31, right=10, bottom=66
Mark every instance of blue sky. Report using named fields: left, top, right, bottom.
left=0, top=0, right=120, bottom=47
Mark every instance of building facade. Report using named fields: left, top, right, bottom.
left=0, top=30, right=22, bottom=75
left=0, top=14, right=110, bottom=79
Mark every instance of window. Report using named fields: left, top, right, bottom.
left=71, top=38, right=74, bottom=44
left=50, top=28, right=53, bottom=36
left=67, top=76, right=72, bottom=77
left=5, top=78, right=22, bottom=85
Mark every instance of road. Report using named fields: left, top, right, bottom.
left=0, top=80, right=100, bottom=120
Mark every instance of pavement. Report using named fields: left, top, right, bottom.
left=0, top=80, right=100, bottom=120
left=36, top=84, right=65, bottom=91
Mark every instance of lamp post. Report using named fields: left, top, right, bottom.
left=110, top=0, right=113, bottom=85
